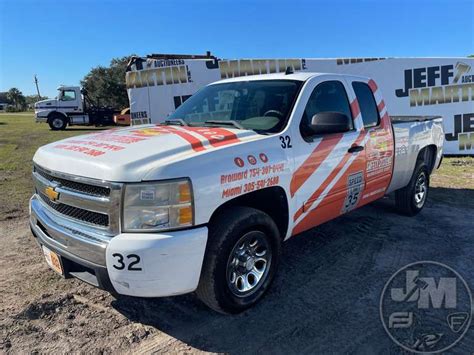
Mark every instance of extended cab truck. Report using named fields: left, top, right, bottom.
left=34, top=86, right=116, bottom=130
left=29, top=72, right=444, bottom=314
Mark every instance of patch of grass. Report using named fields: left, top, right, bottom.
left=0, top=113, right=107, bottom=218
left=431, top=156, right=474, bottom=189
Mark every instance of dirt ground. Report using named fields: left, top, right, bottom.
left=1, top=185, right=474, bottom=353
left=1, top=114, right=474, bottom=353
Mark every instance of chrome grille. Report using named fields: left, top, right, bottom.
left=35, top=165, right=110, bottom=197
left=33, top=164, right=121, bottom=234
left=38, top=192, right=109, bottom=226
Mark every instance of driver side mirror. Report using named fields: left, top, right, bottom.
left=309, top=112, right=352, bottom=135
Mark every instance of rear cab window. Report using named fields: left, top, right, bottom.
left=352, top=81, right=380, bottom=128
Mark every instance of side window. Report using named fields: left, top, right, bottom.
left=352, top=81, right=380, bottom=128
left=300, top=80, right=353, bottom=138
left=61, top=90, right=76, bottom=101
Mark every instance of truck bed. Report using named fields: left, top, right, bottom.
left=386, top=116, right=444, bottom=193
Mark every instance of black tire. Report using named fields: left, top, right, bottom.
left=196, top=206, right=281, bottom=314
left=395, top=163, right=429, bottom=216
left=48, top=113, right=67, bottom=130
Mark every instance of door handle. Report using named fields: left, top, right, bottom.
left=348, top=145, right=364, bottom=153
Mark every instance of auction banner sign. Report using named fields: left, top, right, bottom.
left=127, top=56, right=474, bottom=155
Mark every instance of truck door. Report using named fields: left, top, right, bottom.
left=350, top=80, right=394, bottom=205
left=290, top=78, right=367, bottom=236
left=58, top=88, right=82, bottom=114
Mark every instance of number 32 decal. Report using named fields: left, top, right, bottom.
left=280, top=135, right=292, bottom=149
left=112, top=253, right=142, bottom=271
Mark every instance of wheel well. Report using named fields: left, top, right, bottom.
left=416, top=145, right=437, bottom=173
left=209, top=187, right=289, bottom=240
left=47, top=111, right=68, bottom=123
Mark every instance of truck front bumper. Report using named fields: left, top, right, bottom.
left=29, top=195, right=208, bottom=297
left=35, top=111, right=48, bottom=123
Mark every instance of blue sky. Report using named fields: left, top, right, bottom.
left=1, top=0, right=473, bottom=98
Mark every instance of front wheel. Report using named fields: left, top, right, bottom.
left=48, top=114, right=67, bottom=130
left=395, top=163, right=429, bottom=216
left=196, top=207, right=281, bottom=314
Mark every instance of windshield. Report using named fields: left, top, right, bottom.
left=168, top=80, right=302, bottom=133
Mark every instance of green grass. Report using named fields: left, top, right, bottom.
left=431, top=156, right=474, bottom=189
left=0, top=112, right=473, bottom=220
left=0, top=113, right=108, bottom=219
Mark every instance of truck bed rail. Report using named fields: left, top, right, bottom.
left=390, top=115, right=442, bottom=124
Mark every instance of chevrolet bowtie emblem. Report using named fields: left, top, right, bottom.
left=44, top=186, right=59, bottom=202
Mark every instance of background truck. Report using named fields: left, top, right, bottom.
left=34, top=85, right=117, bottom=130
left=29, top=72, right=443, bottom=314
left=125, top=53, right=472, bottom=155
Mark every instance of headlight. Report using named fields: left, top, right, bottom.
left=122, top=179, right=193, bottom=232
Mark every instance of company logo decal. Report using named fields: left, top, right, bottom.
left=44, top=186, right=59, bottom=202
left=336, top=57, right=386, bottom=65
left=219, top=59, right=307, bottom=79
left=234, top=157, right=245, bottom=167
left=445, top=113, right=474, bottom=151
left=126, top=65, right=191, bottom=89
left=395, top=62, right=474, bottom=107
left=247, top=155, right=257, bottom=165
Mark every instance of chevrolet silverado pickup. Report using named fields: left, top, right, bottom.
left=29, top=72, right=444, bottom=313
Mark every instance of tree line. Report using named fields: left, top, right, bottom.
left=80, top=56, right=131, bottom=109
left=0, top=89, right=48, bottom=111
left=2, top=55, right=132, bottom=112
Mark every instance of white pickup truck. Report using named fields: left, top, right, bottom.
left=29, top=72, right=444, bottom=313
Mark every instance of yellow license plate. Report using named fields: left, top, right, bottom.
left=42, top=246, right=64, bottom=275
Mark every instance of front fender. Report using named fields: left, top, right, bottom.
left=143, top=134, right=293, bottom=227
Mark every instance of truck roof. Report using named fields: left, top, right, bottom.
left=56, top=85, right=79, bottom=90
left=212, top=71, right=370, bottom=85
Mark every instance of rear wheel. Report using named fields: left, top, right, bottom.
left=48, top=114, right=67, bottom=130
left=196, top=207, right=281, bottom=314
left=395, top=163, right=429, bottom=216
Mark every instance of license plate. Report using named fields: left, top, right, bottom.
left=42, top=246, right=64, bottom=275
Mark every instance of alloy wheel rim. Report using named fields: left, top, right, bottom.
left=226, top=231, right=272, bottom=297
left=414, top=172, right=427, bottom=207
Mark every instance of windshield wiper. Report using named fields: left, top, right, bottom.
left=163, top=119, right=188, bottom=126
left=204, top=120, right=245, bottom=130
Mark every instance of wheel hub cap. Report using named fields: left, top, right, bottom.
left=245, top=257, right=255, bottom=271
left=226, top=231, right=272, bottom=297
left=53, top=118, right=62, bottom=128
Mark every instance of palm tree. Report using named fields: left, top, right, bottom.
left=6, top=88, right=25, bottom=110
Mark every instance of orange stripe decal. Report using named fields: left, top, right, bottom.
left=368, top=79, right=378, bottom=92
left=293, top=130, right=367, bottom=223
left=130, top=126, right=206, bottom=152
left=166, top=127, right=206, bottom=152
left=377, top=100, right=386, bottom=112
left=350, top=99, right=360, bottom=118
left=290, top=134, right=343, bottom=197
left=181, top=127, right=240, bottom=147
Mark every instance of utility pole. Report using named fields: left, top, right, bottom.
left=34, top=75, right=41, bottom=99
